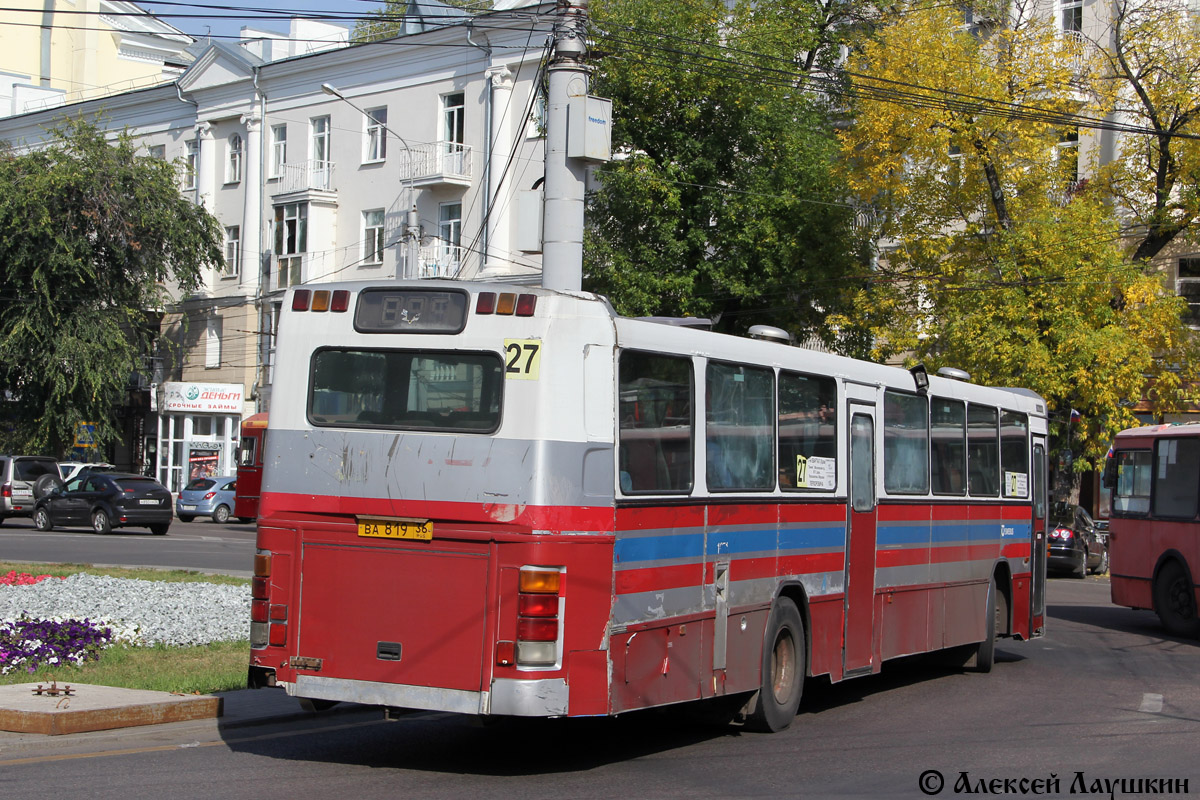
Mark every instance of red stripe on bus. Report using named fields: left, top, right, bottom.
left=615, top=563, right=702, bottom=594
left=260, top=491, right=616, bottom=531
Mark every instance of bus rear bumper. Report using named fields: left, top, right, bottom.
left=280, top=674, right=570, bottom=718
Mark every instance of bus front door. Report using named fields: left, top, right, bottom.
left=844, top=407, right=878, bottom=677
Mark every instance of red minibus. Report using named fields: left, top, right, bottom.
left=234, top=413, right=267, bottom=522
left=1105, top=423, right=1200, bottom=636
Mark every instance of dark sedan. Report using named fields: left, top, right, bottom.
left=32, top=472, right=172, bottom=535
left=1048, top=502, right=1108, bottom=577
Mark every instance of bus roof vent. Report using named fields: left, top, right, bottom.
left=937, top=367, right=972, bottom=382
left=635, top=316, right=713, bottom=330
left=747, top=325, right=793, bottom=345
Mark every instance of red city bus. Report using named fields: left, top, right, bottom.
left=234, top=413, right=268, bottom=522
left=1105, top=423, right=1200, bottom=637
left=247, top=282, right=1049, bottom=731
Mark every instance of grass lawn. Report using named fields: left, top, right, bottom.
left=0, top=561, right=250, bottom=694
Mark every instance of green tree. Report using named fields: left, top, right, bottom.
left=0, top=118, right=223, bottom=456
left=584, top=0, right=872, bottom=342
left=835, top=2, right=1199, bottom=469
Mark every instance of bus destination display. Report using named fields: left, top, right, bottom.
left=355, top=288, right=469, bottom=334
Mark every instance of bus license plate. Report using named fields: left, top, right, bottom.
left=358, top=517, right=433, bottom=541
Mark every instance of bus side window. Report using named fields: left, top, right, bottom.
left=883, top=390, right=929, bottom=495
left=931, top=398, right=965, bottom=495
left=706, top=362, right=774, bottom=491
left=1000, top=410, right=1029, bottom=498
left=1152, top=439, right=1200, bottom=518
left=618, top=351, right=694, bottom=494
left=967, top=404, right=1000, bottom=497
left=778, top=372, right=837, bottom=491
left=1113, top=450, right=1152, bottom=514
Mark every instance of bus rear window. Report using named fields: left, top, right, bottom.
left=308, top=348, right=503, bottom=431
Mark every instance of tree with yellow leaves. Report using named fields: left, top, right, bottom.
left=835, top=0, right=1198, bottom=470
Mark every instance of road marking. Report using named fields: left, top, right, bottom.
left=1139, top=692, right=1164, bottom=713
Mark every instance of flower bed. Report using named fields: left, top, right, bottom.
left=0, top=616, right=115, bottom=675
left=0, top=571, right=62, bottom=587
left=0, top=572, right=250, bottom=675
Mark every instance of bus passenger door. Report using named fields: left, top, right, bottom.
left=1030, top=438, right=1047, bottom=635
left=844, top=407, right=878, bottom=676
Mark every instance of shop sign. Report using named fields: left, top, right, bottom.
left=160, top=382, right=244, bottom=413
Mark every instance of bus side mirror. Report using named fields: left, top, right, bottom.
left=1101, top=455, right=1118, bottom=489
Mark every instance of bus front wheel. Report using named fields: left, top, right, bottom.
left=745, top=598, right=804, bottom=733
left=1154, top=561, right=1200, bottom=638
left=971, top=575, right=1000, bottom=673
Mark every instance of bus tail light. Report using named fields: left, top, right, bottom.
left=291, top=289, right=350, bottom=312
left=513, top=567, right=562, bottom=667
left=476, top=292, right=537, bottom=317
left=251, top=550, right=276, bottom=648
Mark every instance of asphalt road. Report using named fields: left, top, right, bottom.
left=0, top=515, right=257, bottom=576
left=0, top=576, right=1195, bottom=799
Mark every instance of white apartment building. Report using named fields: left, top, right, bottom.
left=0, top=1, right=553, bottom=488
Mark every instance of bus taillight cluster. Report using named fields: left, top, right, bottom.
left=250, top=551, right=286, bottom=648
left=291, top=289, right=350, bottom=312
left=506, top=567, right=562, bottom=667
left=475, top=292, right=537, bottom=316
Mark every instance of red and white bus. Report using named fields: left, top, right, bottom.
left=234, top=413, right=268, bottom=522
left=248, top=281, right=1049, bottom=731
left=1105, top=423, right=1200, bottom=637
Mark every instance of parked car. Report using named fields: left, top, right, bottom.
left=0, top=455, right=61, bottom=524
left=32, top=472, right=172, bottom=535
left=1048, top=502, right=1108, bottom=577
left=57, top=461, right=116, bottom=483
left=176, top=475, right=248, bottom=524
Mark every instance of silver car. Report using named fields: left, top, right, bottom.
left=176, top=475, right=246, bottom=524
left=0, top=455, right=61, bottom=523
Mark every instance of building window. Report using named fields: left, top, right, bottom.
left=526, top=92, right=546, bottom=139
left=311, top=116, right=331, bottom=190
left=184, top=140, right=198, bottom=190
left=1061, top=0, right=1082, bottom=33
left=271, top=124, right=287, bottom=178
left=439, top=202, right=462, bottom=267
left=148, top=144, right=166, bottom=160
left=365, top=107, right=387, bottom=162
left=223, top=226, right=240, bottom=277
left=443, top=92, right=465, bottom=151
left=1057, top=127, right=1080, bottom=190
left=274, top=202, right=307, bottom=289
left=205, top=318, right=222, bottom=369
left=226, top=133, right=243, bottom=184
left=363, top=209, right=385, bottom=265
left=1178, top=257, right=1200, bottom=327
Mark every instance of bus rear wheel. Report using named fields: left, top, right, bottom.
left=745, top=598, right=804, bottom=733
left=1154, top=560, right=1200, bottom=638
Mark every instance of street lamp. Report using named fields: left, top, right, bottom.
left=321, top=82, right=421, bottom=279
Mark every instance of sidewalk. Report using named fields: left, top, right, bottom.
left=0, top=685, right=365, bottom=755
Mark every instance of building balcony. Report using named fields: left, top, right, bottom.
left=400, top=143, right=472, bottom=188
left=418, top=242, right=464, bottom=279
left=271, top=160, right=335, bottom=195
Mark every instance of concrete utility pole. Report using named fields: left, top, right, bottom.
left=542, top=0, right=590, bottom=292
